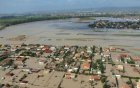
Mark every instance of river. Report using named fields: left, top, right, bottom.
left=0, top=18, right=140, bottom=48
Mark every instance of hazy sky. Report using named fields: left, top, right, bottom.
left=0, top=0, right=140, bottom=14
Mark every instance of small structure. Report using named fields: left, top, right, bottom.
left=115, top=75, right=121, bottom=79
left=16, top=64, right=24, bottom=68
left=103, top=52, right=111, bottom=59
left=22, top=68, right=31, bottom=72
left=74, top=53, right=81, bottom=59
left=87, top=47, right=92, bottom=54
left=16, top=57, right=26, bottom=63
left=44, top=48, right=52, bottom=53
left=81, top=61, right=90, bottom=70
left=121, top=84, right=131, bottom=88
left=65, top=73, right=75, bottom=79
left=50, top=47, right=56, bottom=52
left=119, top=54, right=130, bottom=59
left=137, top=82, right=140, bottom=88
left=116, top=65, right=124, bottom=71
left=131, top=56, right=140, bottom=61
left=31, top=69, right=40, bottom=73
left=89, top=75, right=100, bottom=81
left=109, top=47, right=116, bottom=52
left=20, top=80, right=28, bottom=85
left=39, top=59, right=46, bottom=65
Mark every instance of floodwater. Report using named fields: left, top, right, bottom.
left=0, top=18, right=140, bottom=48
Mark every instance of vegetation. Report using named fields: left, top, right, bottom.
left=0, top=15, right=71, bottom=30
left=122, top=75, right=140, bottom=79
left=101, top=76, right=107, bottom=83
left=92, top=59, right=106, bottom=73
left=20, top=51, right=37, bottom=57
left=127, top=59, right=135, bottom=64
left=0, top=53, right=9, bottom=61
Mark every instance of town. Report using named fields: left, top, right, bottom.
left=0, top=44, right=140, bottom=88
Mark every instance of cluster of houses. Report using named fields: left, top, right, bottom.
left=0, top=44, right=140, bottom=88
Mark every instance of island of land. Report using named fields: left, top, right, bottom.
left=89, top=20, right=140, bottom=30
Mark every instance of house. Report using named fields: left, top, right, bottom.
left=137, top=82, right=140, bottom=88
left=103, top=52, right=111, bottom=59
left=20, top=80, right=28, bottom=85
left=74, top=53, right=81, bottom=59
left=39, top=60, right=46, bottom=65
left=89, top=75, right=100, bottom=81
left=68, top=69, right=73, bottom=72
left=117, top=48, right=126, bottom=52
left=73, top=67, right=78, bottom=72
left=14, top=57, right=26, bottom=68
left=31, top=69, right=40, bottom=73
left=81, top=61, right=90, bottom=70
left=16, top=64, right=25, bottom=68
left=121, top=84, right=131, bottom=88
left=39, top=45, right=44, bottom=48
left=116, top=65, right=124, bottom=71
left=87, top=47, right=92, bottom=54
left=44, top=48, right=52, bottom=53
left=50, top=47, right=56, bottom=52
left=97, top=70, right=102, bottom=75
left=115, top=75, right=121, bottom=79
left=131, top=56, right=140, bottom=61
left=119, top=54, right=131, bottom=63
left=112, top=55, right=120, bottom=62
left=103, top=48, right=110, bottom=52
left=83, top=52, right=90, bottom=58
left=119, top=54, right=130, bottom=59
left=25, top=47, right=30, bottom=50
left=133, top=68, right=140, bottom=73
left=60, top=50, right=64, bottom=54
left=64, top=46, right=70, bottom=50
left=11, top=48, right=16, bottom=52
left=109, top=47, right=116, bottom=52
left=16, top=57, right=26, bottom=63
left=102, top=58, right=106, bottom=62
left=65, top=73, right=75, bottom=79
left=22, top=68, right=31, bottom=72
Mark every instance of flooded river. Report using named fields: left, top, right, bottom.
left=0, top=18, right=140, bottom=48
